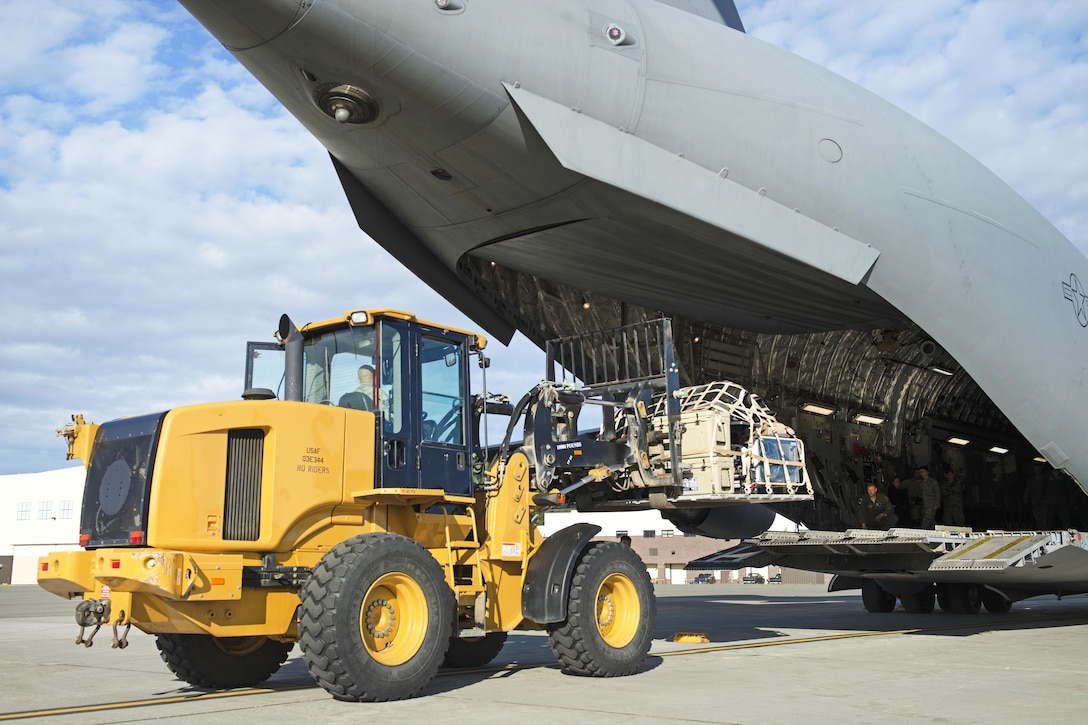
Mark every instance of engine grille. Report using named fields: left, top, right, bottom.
left=81, top=412, right=166, bottom=548
left=223, top=428, right=264, bottom=541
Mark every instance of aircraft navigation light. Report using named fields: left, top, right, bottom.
left=947, top=437, right=970, bottom=446
left=989, top=446, right=1010, bottom=454
left=853, top=413, right=885, bottom=426
left=800, top=402, right=836, bottom=416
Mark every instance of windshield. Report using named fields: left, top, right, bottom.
left=302, top=326, right=378, bottom=406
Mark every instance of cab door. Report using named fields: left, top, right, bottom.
left=417, top=328, right=472, bottom=496
left=376, top=319, right=413, bottom=488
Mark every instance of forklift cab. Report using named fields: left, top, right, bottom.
left=244, top=310, right=480, bottom=496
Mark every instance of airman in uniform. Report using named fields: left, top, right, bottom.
left=941, top=469, right=965, bottom=526
left=861, top=483, right=899, bottom=530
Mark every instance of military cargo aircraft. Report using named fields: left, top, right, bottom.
left=176, top=0, right=1086, bottom=544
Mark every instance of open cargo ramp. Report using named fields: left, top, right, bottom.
left=691, top=528, right=1088, bottom=594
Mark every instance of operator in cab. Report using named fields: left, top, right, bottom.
left=338, top=364, right=375, bottom=411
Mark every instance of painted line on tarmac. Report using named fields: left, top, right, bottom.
left=0, top=685, right=316, bottom=721
left=0, top=617, right=1065, bottom=720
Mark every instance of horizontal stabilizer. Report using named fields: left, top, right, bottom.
left=505, top=83, right=880, bottom=286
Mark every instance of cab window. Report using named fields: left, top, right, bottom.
left=420, top=336, right=465, bottom=444
left=300, top=326, right=377, bottom=405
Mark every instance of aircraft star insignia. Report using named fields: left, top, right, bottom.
left=1062, top=273, right=1088, bottom=327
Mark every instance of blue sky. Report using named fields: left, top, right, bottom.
left=1, top=0, right=1085, bottom=474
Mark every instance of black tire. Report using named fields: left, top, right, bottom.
left=299, top=533, right=453, bottom=702
left=900, top=585, right=936, bottom=613
left=938, top=583, right=982, bottom=614
left=982, top=588, right=1013, bottom=613
left=936, top=583, right=953, bottom=612
left=443, top=632, right=508, bottom=668
left=861, top=580, right=897, bottom=613
left=547, top=542, right=655, bottom=677
left=155, top=634, right=293, bottom=689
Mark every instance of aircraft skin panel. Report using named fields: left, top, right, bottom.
left=504, top=82, right=881, bottom=287
left=864, top=189, right=1088, bottom=476
left=474, top=216, right=900, bottom=334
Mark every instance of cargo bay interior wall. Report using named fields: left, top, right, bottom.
left=458, top=262, right=1086, bottom=532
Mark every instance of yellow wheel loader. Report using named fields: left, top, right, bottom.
left=39, top=309, right=810, bottom=701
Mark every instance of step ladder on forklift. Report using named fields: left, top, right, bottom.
left=442, top=509, right=487, bottom=637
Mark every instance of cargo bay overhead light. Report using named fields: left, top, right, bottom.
left=989, top=446, right=1010, bottom=454
left=853, top=413, right=885, bottom=426
left=800, top=402, right=836, bottom=416
left=948, top=437, right=970, bottom=446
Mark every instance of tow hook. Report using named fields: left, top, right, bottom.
left=74, top=599, right=111, bottom=648
left=111, top=611, right=131, bottom=649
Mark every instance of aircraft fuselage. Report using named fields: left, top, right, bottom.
left=179, top=0, right=1088, bottom=488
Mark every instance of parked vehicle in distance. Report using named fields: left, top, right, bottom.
left=769, top=573, right=782, bottom=583
left=693, top=573, right=715, bottom=584
left=742, top=573, right=765, bottom=584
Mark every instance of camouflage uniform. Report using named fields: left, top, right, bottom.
left=904, top=470, right=923, bottom=526
left=941, top=471, right=965, bottom=526
left=920, top=469, right=941, bottom=529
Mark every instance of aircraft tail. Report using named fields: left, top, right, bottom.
left=655, top=0, right=745, bottom=32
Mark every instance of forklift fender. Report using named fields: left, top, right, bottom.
left=521, top=523, right=602, bottom=624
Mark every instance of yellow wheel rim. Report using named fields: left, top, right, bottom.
left=360, top=572, right=428, bottom=666
left=212, top=636, right=266, bottom=657
left=595, top=572, right=640, bottom=648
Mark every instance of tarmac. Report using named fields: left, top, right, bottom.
left=2, top=582, right=1088, bottom=724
